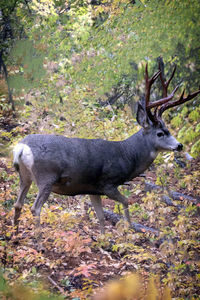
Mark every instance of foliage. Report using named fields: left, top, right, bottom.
left=0, top=273, right=64, bottom=300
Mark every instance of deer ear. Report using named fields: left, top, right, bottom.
left=136, top=102, right=150, bottom=129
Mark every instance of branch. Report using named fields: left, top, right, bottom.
left=103, top=209, right=159, bottom=235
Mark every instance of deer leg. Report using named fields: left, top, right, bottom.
left=90, top=195, right=105, bottom=234
left=105, top=188, right=132, bottom=227
left=14, top=174, right=32, bottom=233
left=31, top=183, right=52, bottom=227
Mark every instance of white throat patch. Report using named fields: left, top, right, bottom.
left=150, top=151, right=158, bottom=159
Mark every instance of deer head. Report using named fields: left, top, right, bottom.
left=136, top=63, right=200, bottom=152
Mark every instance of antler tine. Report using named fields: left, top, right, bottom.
left=159, top=61, right=167, bottom=97
left=145, top=64, right=161, bottom=122
left=159, top=63, right=177, bottom=97
left=145, top=63, right=161, bottom=106
left=158, top=88, right=200, bottom=117
left=160, top=63, right=176, bottom=97
left=166, top=65, right=177, bottom=90
left=147, top=85, right=179, bottom=109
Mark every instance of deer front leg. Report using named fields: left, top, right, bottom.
left=90, top=195, right=105, bottom=234
left=104, top=188, right=132, bottom=228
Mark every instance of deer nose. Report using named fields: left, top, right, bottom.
left=176, top=143, right=183, bottom=152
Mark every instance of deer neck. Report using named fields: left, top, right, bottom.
left=121, top=129, right=158, bottom=178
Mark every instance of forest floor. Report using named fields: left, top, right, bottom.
left=0, top=112, right=200, bottom=300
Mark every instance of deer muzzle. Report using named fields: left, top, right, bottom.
left=176, top=143, right=183, bottom=152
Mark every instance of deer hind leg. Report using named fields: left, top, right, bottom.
left=31, top=182, right=53, bottom=227
left=105, top=188, right=132, bottom=228
left=90, top=195, right=105, bottom=234
left=14, top=168, right=32, bottom=233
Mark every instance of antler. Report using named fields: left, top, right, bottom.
left=144, top=62, right=200, bottom=124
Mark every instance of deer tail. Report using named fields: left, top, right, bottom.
left=13, top=144, right=24, bottom=172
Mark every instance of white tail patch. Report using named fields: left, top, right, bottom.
left=13, top=143, right=34, bottom=170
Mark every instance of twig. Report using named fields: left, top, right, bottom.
left=98, top=247, right=114, bottom=261
left=48, top=275, right=65, bottom=294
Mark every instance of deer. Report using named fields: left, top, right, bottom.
left=13, top=64, right=200, bottom=234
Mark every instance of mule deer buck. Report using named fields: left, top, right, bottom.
left=13, top=64, right=200, bottom=233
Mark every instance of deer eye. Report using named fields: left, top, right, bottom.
left=157, top=132, right=164, bottom=137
